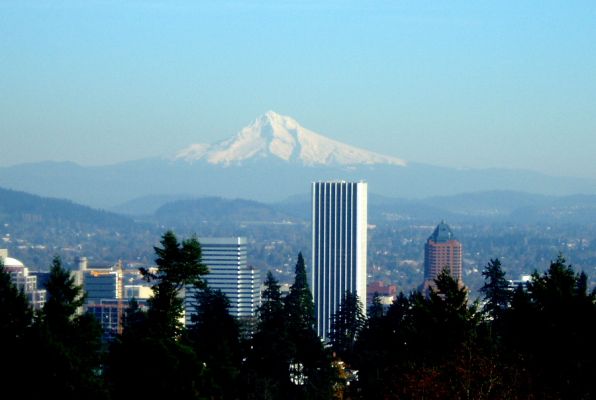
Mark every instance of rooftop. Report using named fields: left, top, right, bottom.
left=428, top=221, right=457, bottom=243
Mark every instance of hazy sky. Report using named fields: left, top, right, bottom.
left=1, top=1, right=595, bottom=178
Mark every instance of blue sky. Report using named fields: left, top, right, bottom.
left=1, top=1, right=595, bottom=178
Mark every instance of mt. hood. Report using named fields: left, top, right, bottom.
left=175, top=111, right=407, bottom=167
left=1, top=112, right=594, bottom=209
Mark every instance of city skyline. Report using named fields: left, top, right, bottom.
left=1, top=2, right=595, bottom=179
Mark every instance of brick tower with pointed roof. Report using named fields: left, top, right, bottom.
left=422, top=221, right=463, bottom=289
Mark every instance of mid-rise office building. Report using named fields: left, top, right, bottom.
left=185, top=237, right=260, bottom=327
left=77, top=257, right=121, bottom=303
left=76, top=257, right=125, bottom=336
left=1, top=249, right=46, bottom=310
left=311, top=181, right=367, bottom=340
left=422, top=221, right=463, bottom=289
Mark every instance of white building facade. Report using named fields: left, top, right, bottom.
left=185, top=237, right=260, bottom=327
left=1, top=249, right=46, bottom=310
left=311, top=181, right=368, bottom=339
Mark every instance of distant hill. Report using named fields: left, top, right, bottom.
left=0, top=186, right=154, bottom=270
left=155, top=197, right=290, bottom=225
left=0, top=187, right=134, bottom=227
left=111, top=194, right=196, bottom=216
left=415, top=191, right=596, bottom=223
left=145, top=190, right=596, bottom=225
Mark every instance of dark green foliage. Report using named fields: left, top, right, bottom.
left=329, top=291, right=365, bottom=363
left=0, top=261, right=34, bottom=389
left=425, top=269, right=481, bottom=358
left=0, top=261, right=32, bottom=343
left=244, top=256, right=335, bottom=400
left=284, top=252, right=315, bottom=333
left=353, top=293, right=401, bottom=399
left=355, top=256, right=595, bottom=399
left=480, top=258, right=510, bottom=319
left=3, top=228, right=595, bottom=400
left=33, top=256, right=107, bottom=400
left=42, top=256, right=85, bottom=334
left=243, top=271, right=291, bottom=399
left=354, top=272, right=497, bottom=399
left=186, top=288, right=241, bottom=399
left=142, top=230, right=208, bottom=338
left=106, top=331, right=200, bottom=400
left=284, top=253, right=335, bottom=399
left=260, top=271, right=284, bottom=319
left=106, top=231, right=208, bottom=400
left=500, top=254, right=596, bottom=399
left=368, top=292, right=384, bottom=320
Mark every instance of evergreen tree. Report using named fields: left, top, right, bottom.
left=519, top=255, right=596, bottom=398
left=425, top=269, right=480, bottom=360
left=480, top=258, right=510, bottom=320
left=42, top=255, right=85, bottom=335
left=368, top=292, right=384, bottom=320
left=186, top=288, right=241, bottom=400
left=120, top=297, right=149, bottom=338
left=104, top=299, right=150, bottom=399
left=142, top=230, right=208, bottom=338
left=284, top=252, right=315, bottom=334
left=260, top=270, right=284, bottom=321
left=243, top=271, right=292, bottom=400
left=0, top=261, right=33, bottom=389
left=34, top=256, right=106, bottom=400
left=284, top=253, right=335, bottom=399
left=329, top=291, right=365, bottom=363
left=353, top=292, right=395, bottom=399
left=0, top=260, right=32, bottom=345
left=106, top=231, right=207, bottom=400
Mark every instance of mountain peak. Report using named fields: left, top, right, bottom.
left=263, top=110, right=288, bottom=122
left=176, top=111, right=407, bottom=167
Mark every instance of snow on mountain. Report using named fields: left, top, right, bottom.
left=175, top=111, right=407, bottom=167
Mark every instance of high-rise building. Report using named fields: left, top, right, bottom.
left=311, top=181, right=367, bottom=340
left=423, top=221, right=463, bottom=288
left=185, top=237, right=260, bottom=327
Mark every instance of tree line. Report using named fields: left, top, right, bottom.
left=1, top=231, right=595, bottom=399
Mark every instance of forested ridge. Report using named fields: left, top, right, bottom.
left=1, top=231, right=594, bottom=399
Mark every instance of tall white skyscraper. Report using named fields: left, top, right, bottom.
left=185, top=237, right=260, bottom=327
left=311, top=181, right=367, bottom=339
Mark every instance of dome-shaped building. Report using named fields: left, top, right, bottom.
left=1, top=249, right=46, bottom=310
left=3, top=256, right=25, bottom=268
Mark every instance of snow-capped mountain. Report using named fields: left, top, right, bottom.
left=175, top=111, right=407, bottom=167
left=2, top=112, right=594, bottom=208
